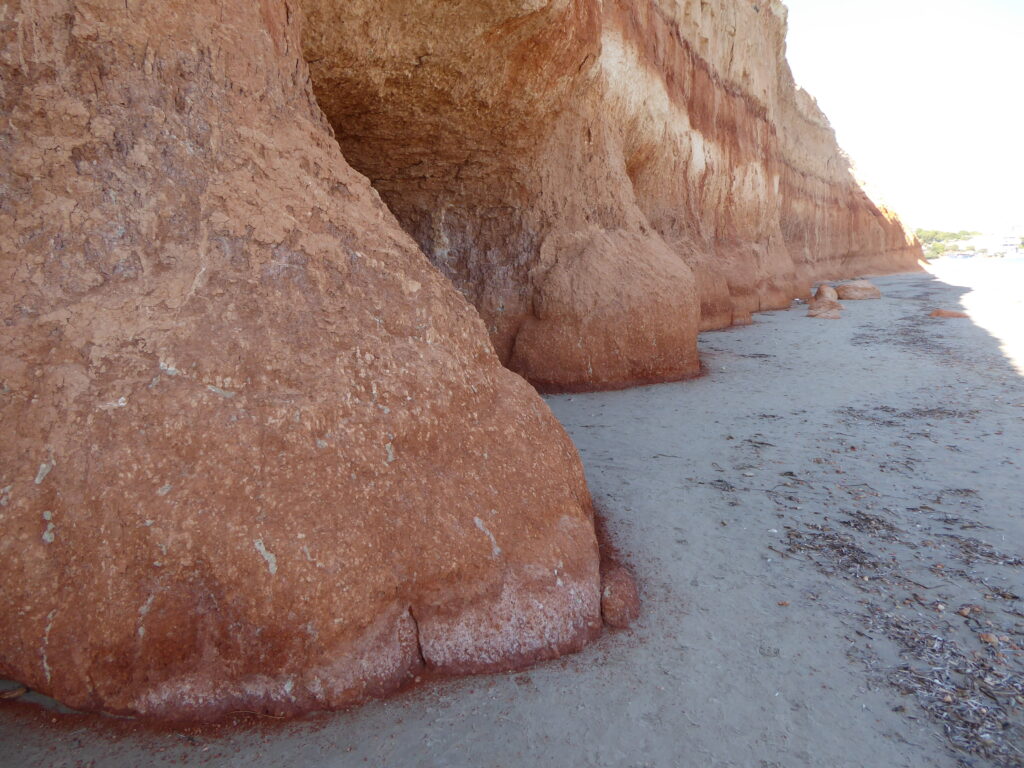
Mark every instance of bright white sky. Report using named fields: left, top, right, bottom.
left=782, top=0, right=1023, bottom=234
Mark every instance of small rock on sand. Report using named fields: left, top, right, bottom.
left=807, top=297, right=843, bottom=319
left=815, top=284, right=839, bottom=301
left=601, top=565, right=641, bottom=628
left=929, top=309, right=969, bottom=318
left=836, top=280, right=881, bottom=300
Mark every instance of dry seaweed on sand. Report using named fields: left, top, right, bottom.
left=866, top=606, right=1024, bottom=767
left=938, top=535, right=1024, bottom=568
left=838, top=508, right=903, bottom=539
left=783, top=525, right=893, bottom=583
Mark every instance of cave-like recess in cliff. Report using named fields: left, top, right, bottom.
left=299, top=0, right=920, bottom=393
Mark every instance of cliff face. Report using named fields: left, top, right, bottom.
left=0, top=0, right=599, bottom=719
left=1, top=0, right=920, bottom=722
left=302, top=0, right=921, bottom=391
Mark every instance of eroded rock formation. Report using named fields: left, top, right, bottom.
left=1, top=0, right=923, bottom=722
left=815, top=284, right=840, bottom=302
left=807, top=283, right=842, bottom=318
left=0, top=0, right=600, bottom=719
left=836, top=279, right=883, bottom=300
left=301, top=0, right=921, bottom=391
left=807, top=297, right=843, bottom=320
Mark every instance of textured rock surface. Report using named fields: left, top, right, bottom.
left=836, top=280, right=882, bottom=300
left=815, top=284, right=839, bottom=301
left=301, top=0, right=921, bottom=391
left=807, top=297, right=843, bottom=320
left=0, top=0, right=600, bottom=720
left=930, top=309, right=969, bottom=319
left=600, top=565, right=641, bottom=629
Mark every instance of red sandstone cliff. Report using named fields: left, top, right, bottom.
left=0, top=0, right=599, bottom=720
left=1, top=0, right=921, bottom=722
left=302, top=0, right=921, bottom=391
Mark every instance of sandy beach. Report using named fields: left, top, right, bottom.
left=2, top=261, right=1022, bottom=767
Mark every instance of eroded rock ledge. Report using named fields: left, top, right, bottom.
left=0, top=0, right=599, bottom=720
left=302, top=0, right=921, bottom=391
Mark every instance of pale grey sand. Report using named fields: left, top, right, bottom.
left=2, top=264, right=1022, bottom=767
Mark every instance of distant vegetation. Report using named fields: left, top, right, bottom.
left=914, top=229, right=982, bottom=259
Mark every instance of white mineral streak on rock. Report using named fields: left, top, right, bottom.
left=254, top=538, right=278, bottom=575
left=41, top=510, right=55, bottom=544
left=34, top=460, right=54, bottom=485
left=473, top=516, right=502, bottom=557
left=41, top=609, right=57, bottom=683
